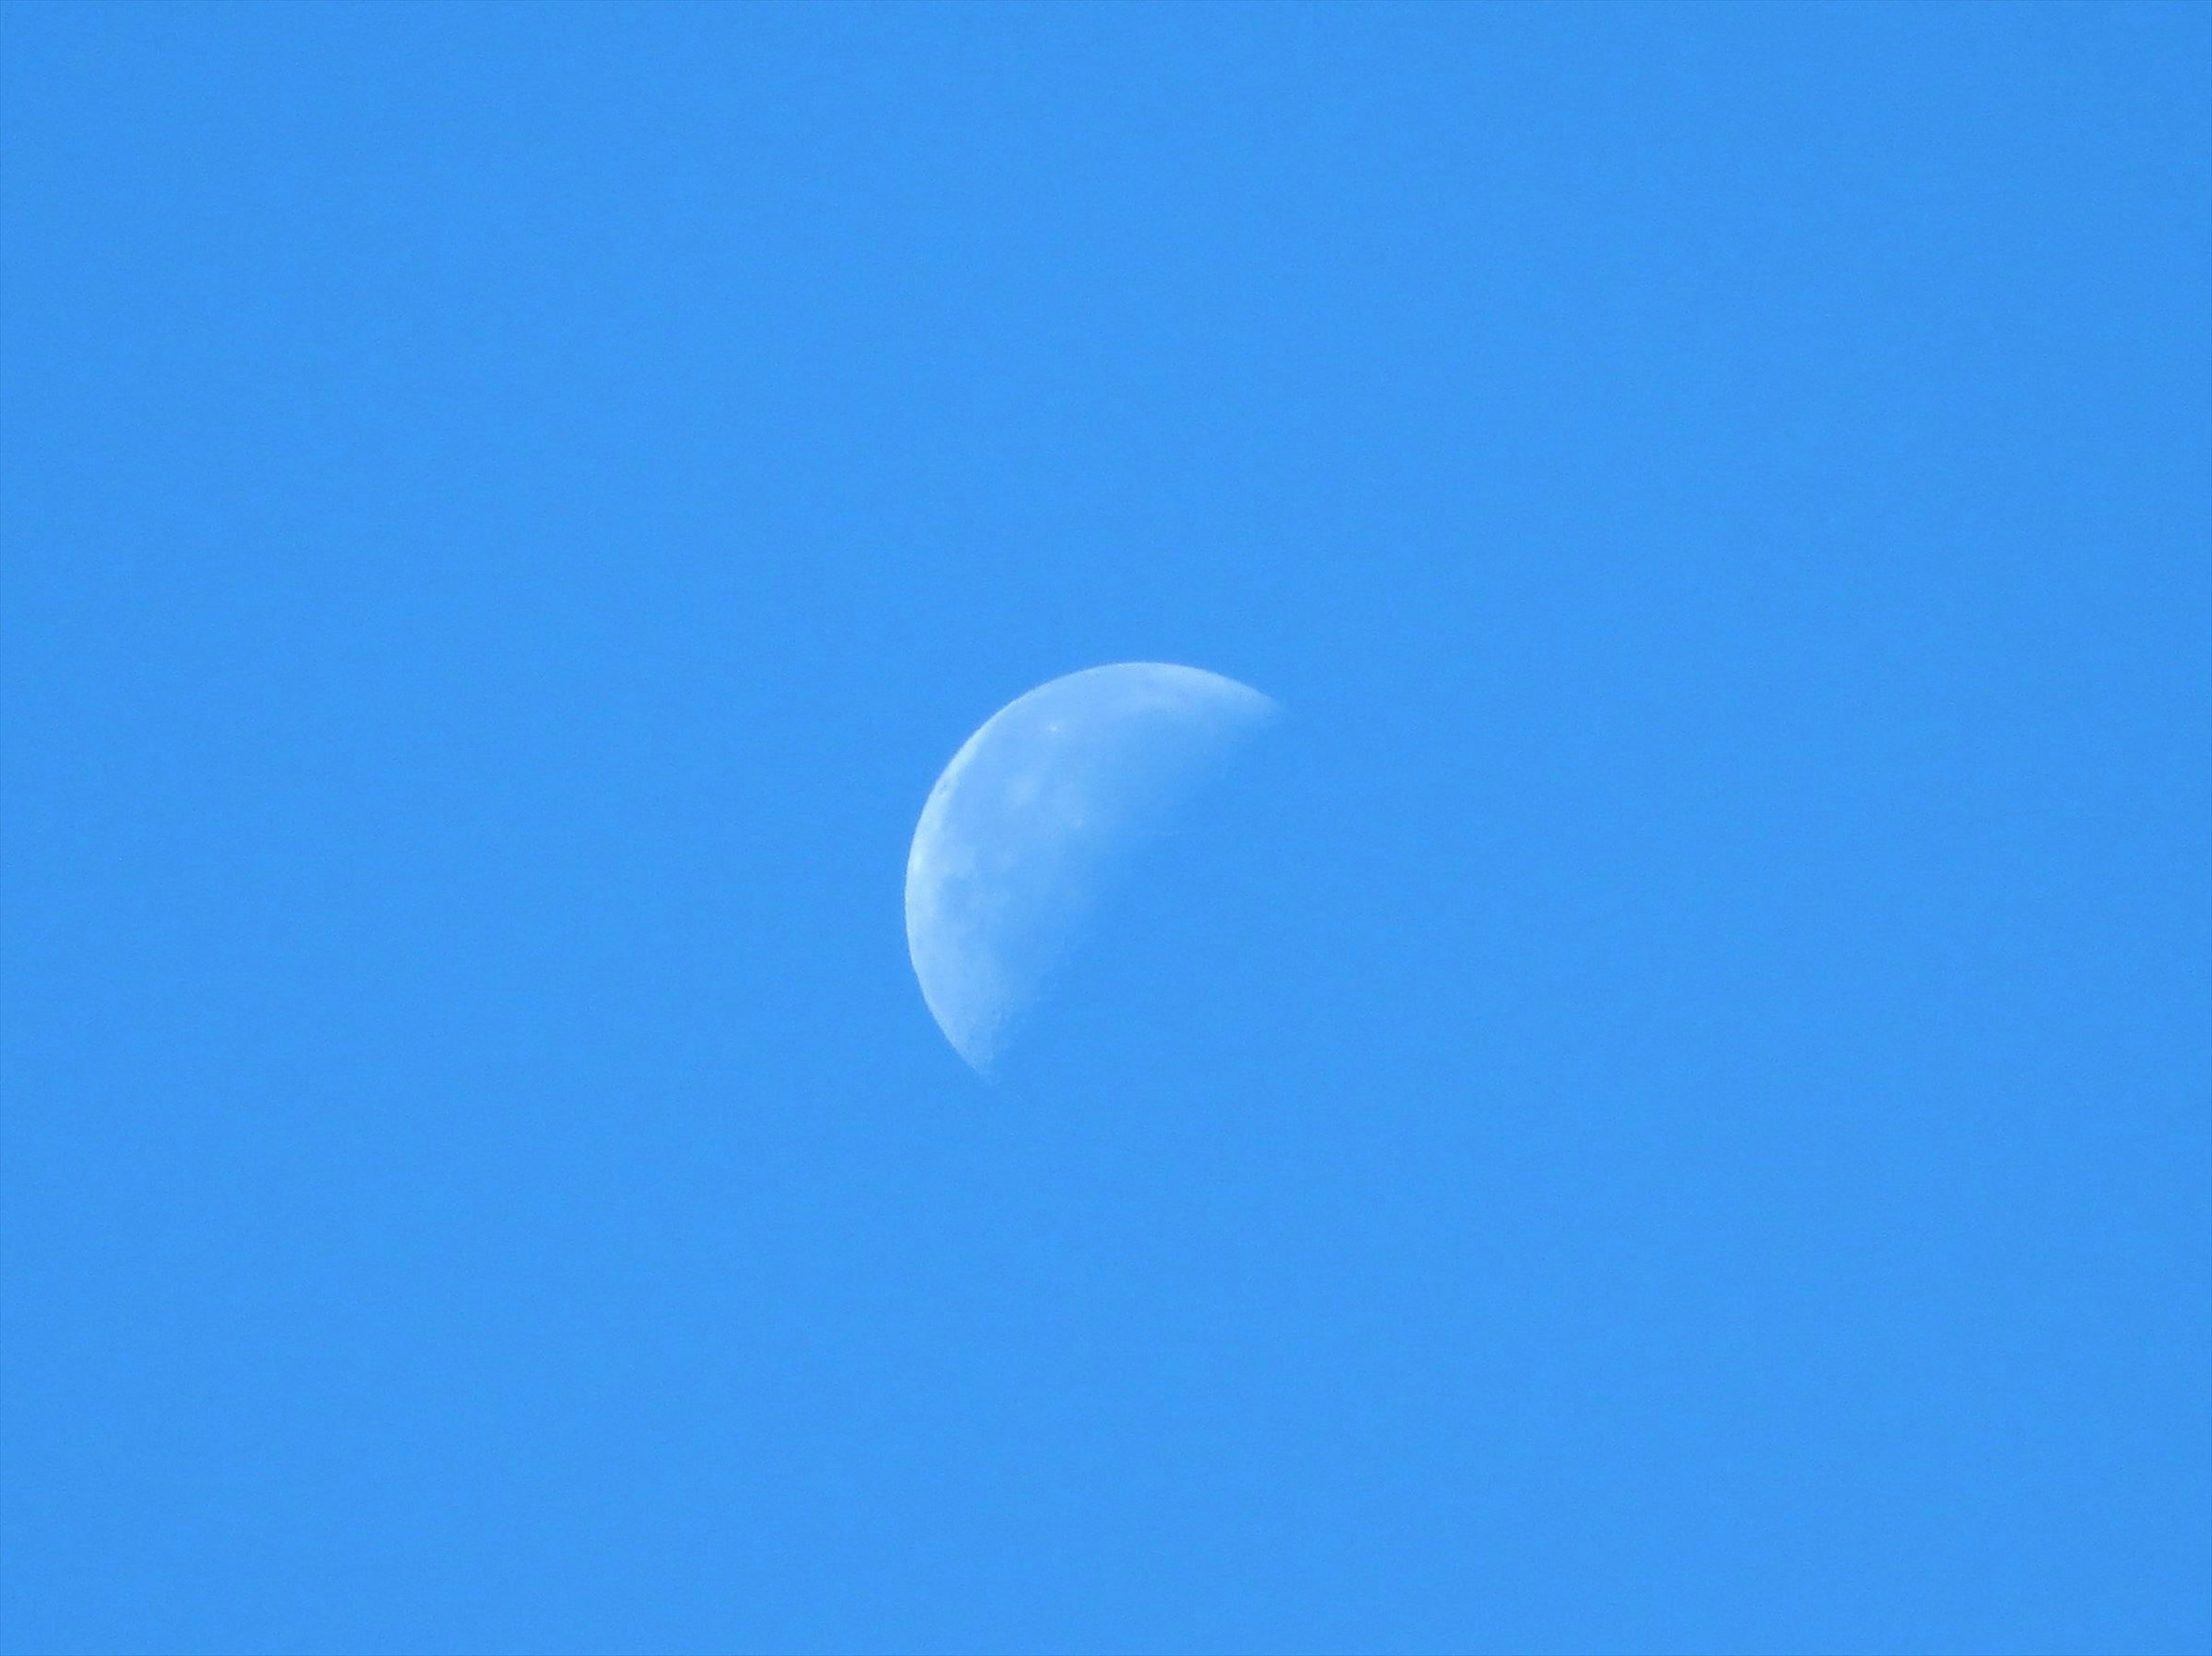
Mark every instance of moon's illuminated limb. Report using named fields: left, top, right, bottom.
left=904, top=662, right=1277, bottom=1075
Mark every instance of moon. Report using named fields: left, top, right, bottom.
left=905, top=662, right=1278, bottom=1075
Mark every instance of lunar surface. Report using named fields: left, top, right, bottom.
left=904, top=662, right=1277, bottom=1075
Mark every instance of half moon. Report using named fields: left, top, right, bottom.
left=904, top=662, right=1278, bottom=1075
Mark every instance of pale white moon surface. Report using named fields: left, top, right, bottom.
left=904, top=662, right=1278, bottom=1075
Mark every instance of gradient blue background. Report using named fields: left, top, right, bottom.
left=3, top=5, right=2207, bottom=1653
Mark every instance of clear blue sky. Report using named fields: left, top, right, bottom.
left=2, top=5, right=2206, bottom=1653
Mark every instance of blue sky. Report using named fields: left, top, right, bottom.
left=2, top=4, right=2207, bottom=1653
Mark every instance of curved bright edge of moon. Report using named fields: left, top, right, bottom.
left=904, top=662, right=1277, bottom=1076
